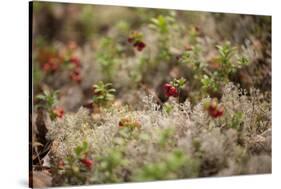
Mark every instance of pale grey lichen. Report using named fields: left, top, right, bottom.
left=48, top=83, right=271, bottom=184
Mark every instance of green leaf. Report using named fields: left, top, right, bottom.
left=108, top=89, right=116, bottom=93
left=105, top=83, right=112, bottom=86
left=35, top=94, right=46, bottom=100
left=238, top=56, right=249, bottom=66
left=82, top=141, right=88, bottom=152
left=74, top=146, right=83, bottom=156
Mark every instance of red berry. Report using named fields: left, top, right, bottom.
left=70, top=68, right=82, bottom=83
left=70, top=73, right=81, bottom=83
left=216, top=106, right=224, bottom=117
left=128, top=37, right=133, bottom=43
left=42, top=63, right=51, bottom=72
left=80, top=158, right=93, bottom=170
left=53, top=107, right=64, bottom=118
left=50, top=62, right=58, bottom=71
left=136, top=41, right=146, bottom=51
left=164, top=83, right=172, bottom=89
left=207, top=99, right=224, bottom=118
left=70, top=56, right=81, bottom=67
left=169, top=86, right=178, bottom=97
left=164, top=83, right=178, bottom=97
left=47, top=58, right=60, bottom=72
left=164, top=85, right=178, bottom=97
left=208, top=109, right=218, bottom=118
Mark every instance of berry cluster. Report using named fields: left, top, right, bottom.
left=163, top=83, right=178, bottom=97
left=68, top=56, right=82, bottom=83
left=205, top=98, right=224, bottom=118
left=42, top=57, right=60, bottom=73
left=118, top=117, right=141, bottom=129
left=128, top=31, right=146, bottom=51
left=57, top=156, right=93, bottom=172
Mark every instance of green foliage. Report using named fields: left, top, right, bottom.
left=217, top=42, right=236, bottom=67
left=74, top=141, right=89, bottom=158
left=238, top=55, right=250, bottom=66
left=229, top=111, right=244, bottom=130
left=92, top=81, right=116, bottom=107
left=49, top=84, right=271, bottom=185
left=94, top=149, right=126, bottom=183
left=128, top=31, right=144, bottom=43
left=114, top=20, right=130, bottom=34
left=33, top=63, right=44, bottom=89
left=204, top=42, right=249, bottom=92
left=149, top=13, right=177, bottom=61
left=150, top=15, right=175, bottom=35
left=201, top=74, right=219, bottom=92
left=216, top=42, right=249, bottom=79
left=159, top=128, right=175, bottom=147
left=188, top=26, right=200, bottom=45
left=33, top=5, right=271, bottom=186
left=178, top=46, right=206, bottom=92
left=55, top=141, right=92, bottom=185
left=96, top=37, right=120, bottom=81
left=79, top=6, right=95, bottom=40
left=163, top=103, right=174, bottom=114
left=180, top=41, right=249, bottom=95
left=179, top=46, right=204, bottom=71
left=35, top=90, right=59, bottom=120
left=170, top=77, right=186, bottom=89
left=135, top=150, right=199, bottom=181
left=99, top=150, right=123, bottom=172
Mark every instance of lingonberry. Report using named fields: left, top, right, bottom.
left=216, top=105, right=224, bottom=117
left=69, top=67, right=82, bottom=83
left=80, top=157, right=93, bottom=170
left=208, top=108, right=218, bottom=118
left=42, top=63, right=51, bottom=72
left=136, top=41, right=146, bottom=51
left=42, top=58, right=59, bottom=73
left=206, top=98, right=224, bottom=118
left=53, top=107, right=64, bottom=118
left=50, top=62, right=58, bottom=71
left=164, top=83, right=172, bottom=89
left=128, top=31, right=146, bottom=51
left=167, top=86, right=178, bottom=97
left=70, top=72, right=81, bottom=83
left=127, top=37, right=134, bottom=43
left=69, top=56, right=81, bottom=68
left=67, top=56, right=82, bottom=83
left=163, top=83, right=178, bottom=97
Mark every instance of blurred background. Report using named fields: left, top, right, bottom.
left=32, top=2, right=271, bottom=112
